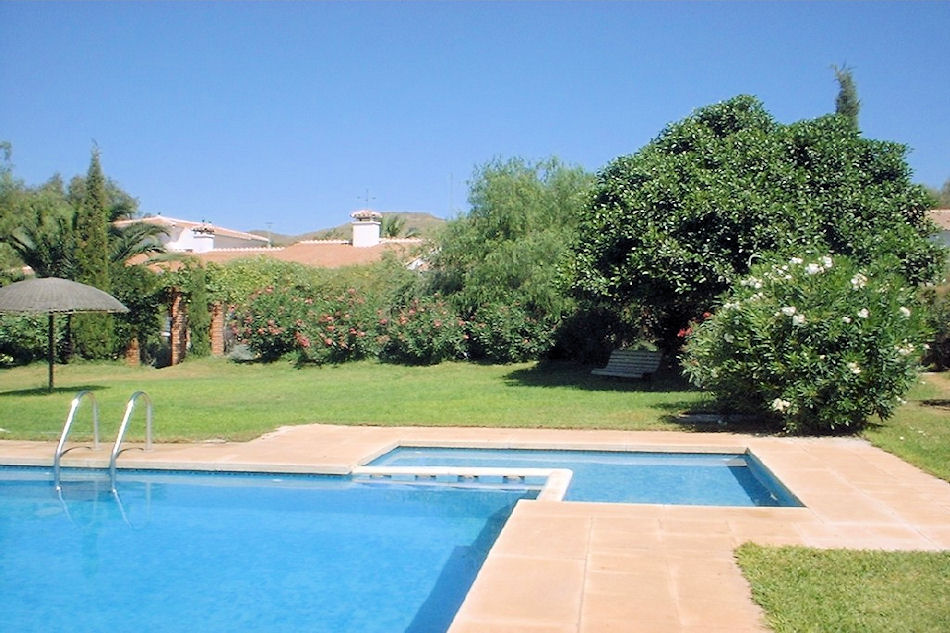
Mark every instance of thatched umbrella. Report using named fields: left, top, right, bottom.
left=0, top=277, right=128, bottom=391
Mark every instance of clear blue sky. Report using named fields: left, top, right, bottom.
left=2, top=1, right=948, bottom=235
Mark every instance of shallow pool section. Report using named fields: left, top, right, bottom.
left=370, top=447, right=802, bottom=507
left=0, top=467, right=535, bottom=633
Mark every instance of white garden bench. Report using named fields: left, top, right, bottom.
left=591, top=349, right=662, bottom=379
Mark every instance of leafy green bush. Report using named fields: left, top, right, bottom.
left=379, top=296, right=468, bottom=365
left=467, top=302, right=559, bottom=363
left=683, top=254, right=929, bottom=434
left=0, top=314, right=60, bottom=366
left=208, top=258, right=326, bottom=308
left=111, top=263, right=165, bottom=362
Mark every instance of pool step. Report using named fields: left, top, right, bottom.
left=351, top=466, right=572, bottom=501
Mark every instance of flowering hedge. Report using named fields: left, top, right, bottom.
left=379, top=296, right=468, bottom=365
left=233, top=285, right=471, bottom=365
left=232, top=285, right=312, bottom=361
left=295, top=288, right=384, bottom=365
left=467, top=302, right=559, bottom=363
left=683, top=254, right=929, bottom=434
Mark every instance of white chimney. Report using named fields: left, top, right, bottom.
left=191, top=222, right=216, bottom=253
left=350, top=210, right=382, bottom=248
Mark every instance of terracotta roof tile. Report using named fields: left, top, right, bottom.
left=929, top=209, right=950, bottom=230
left=193, top=239, right=424, bottom=268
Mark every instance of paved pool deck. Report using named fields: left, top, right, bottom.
left=2, top=425, right=948, bottom=632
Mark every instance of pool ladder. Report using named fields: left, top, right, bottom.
left=53, top=390, right=153, bottom=491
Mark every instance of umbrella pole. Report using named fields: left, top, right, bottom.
left=48, top=313, right=55, bottom=392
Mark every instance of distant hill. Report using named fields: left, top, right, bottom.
left=251, top=212, right=447, bottom=246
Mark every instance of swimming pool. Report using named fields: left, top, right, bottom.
left=0, top=467, right=535, bottom=633
left=369, top=447, right=802, bottom=507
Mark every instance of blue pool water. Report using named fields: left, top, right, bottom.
left=370, top=447, right=802, bottom=507
left=0, top=468, right=534, bottom=633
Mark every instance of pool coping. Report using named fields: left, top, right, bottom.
left=2, top=424, right=948, bottom=632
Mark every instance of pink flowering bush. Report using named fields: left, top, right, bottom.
left=379, top=296, right=468, bottom=365
left=233, top=285, right=312, bottom=361
left=296, top=288, right=384, bottom=364
left=683, top=254, right=929, bottom=434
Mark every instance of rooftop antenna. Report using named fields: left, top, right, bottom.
left=357, top=189, right=375, bottom=209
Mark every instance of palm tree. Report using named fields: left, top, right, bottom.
left=381, top=214, right=420, bottom=238
left=108, top=212, right=166, bottom=264
left=5, top=190, right=77, bottom=278
left=5, top=182, right=166, bottom=274
left=382, top=214, right=406, bottom=238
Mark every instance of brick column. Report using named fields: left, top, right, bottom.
left=210, top=302, right=225, bottom=356
left=124, top=337, right=140, bottom=367
left=169, top=290, right=188, bottom=366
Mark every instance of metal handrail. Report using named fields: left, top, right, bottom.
left=109, top=391, right=153, bottom=491
left=53, top=391, right=100, bottom=490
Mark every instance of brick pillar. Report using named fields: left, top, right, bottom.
left=125, top=337, right=140, bottom=367
left=210, top=302, right=225, bottom=357
left=169, top=290, right=188, bottom=366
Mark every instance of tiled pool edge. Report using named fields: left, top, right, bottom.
left=2, top=425, right=948, bottom=633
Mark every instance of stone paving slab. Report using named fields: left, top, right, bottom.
left=2, top=424, right=948, bottom=632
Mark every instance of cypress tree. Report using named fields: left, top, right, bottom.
left=833, top=64, right=860, bottom=130
left=72, top=148, right=115, bottom=358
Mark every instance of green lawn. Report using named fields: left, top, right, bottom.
left=737, top=544, right=950, bottom=633
left=2, top=357, right=948, bottom=633
left=864, top=372, right=950, bottom=481
left=0, top=357, right=709, bottom=442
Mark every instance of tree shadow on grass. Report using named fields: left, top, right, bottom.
left=503, top=360, right=700, bottom=393
left=0, top=384, right=106, bottom=398
left=504, top=361, right=792, bottom=435
left=660, top=409, right=786, bottom=435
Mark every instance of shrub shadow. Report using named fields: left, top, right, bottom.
left=661, top=410, right=786, bottom=435
left=0, top=384, right=106, bottom=398
left=505, top=361, right=788, bottom=435
left=503, top=360, right=699, bottom=393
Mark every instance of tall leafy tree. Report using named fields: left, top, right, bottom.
left=73, top=149, right=112, bottom=289
left=833, top=64, right=860, bottom=129
left=429, top=157, right=592, bottom=360
left=71, top=149, right=115, bottom=358
left=570, top=95, right=943, bottom=351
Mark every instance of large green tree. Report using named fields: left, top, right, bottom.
left=429, top=157, right=593, bottom=360
left=570, top=95, right=943, bottom=350
left=71, top=149, right=115, bottom=357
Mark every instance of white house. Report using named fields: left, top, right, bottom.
left=115, top=215, right=271, bottom=253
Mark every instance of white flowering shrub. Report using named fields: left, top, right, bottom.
left=683, top=255, right=929, bottom=434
